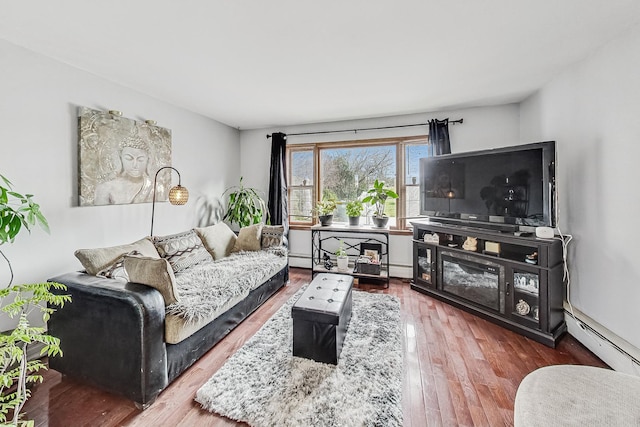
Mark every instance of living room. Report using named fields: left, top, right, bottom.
left=1, top=1, right=640, bottom=426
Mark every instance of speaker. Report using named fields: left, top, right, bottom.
left=535, top=226, right=554, bottom=239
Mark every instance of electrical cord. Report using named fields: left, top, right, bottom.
left=552, top=158, right=598, bottom=346
left=553, top=180, right=639, bottom=372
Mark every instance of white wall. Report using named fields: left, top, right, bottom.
left=520, top=23, right=640, bottom=370
left=0, top=40, right=240, bottom=329
left=240, top=104, right=521, bottom=276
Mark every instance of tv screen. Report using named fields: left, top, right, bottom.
left=419, top=141, right=556, bottom=230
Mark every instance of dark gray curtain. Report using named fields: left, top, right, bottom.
left=267, top=132, right=288, bottom=232
left=429, top=119, right=451, bottom=155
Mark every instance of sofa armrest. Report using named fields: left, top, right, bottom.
left=48, top=272, right=168, bottom=408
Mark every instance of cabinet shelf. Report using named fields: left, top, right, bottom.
left=312, top=265, right=389, bottom=280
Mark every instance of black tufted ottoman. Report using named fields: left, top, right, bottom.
left=291, top=273, right=353, bottom=365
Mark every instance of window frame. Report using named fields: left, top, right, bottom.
left=286, top=135, right=428, bottom=231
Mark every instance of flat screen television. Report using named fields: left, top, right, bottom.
left=419, top=141, right=556, bottom=231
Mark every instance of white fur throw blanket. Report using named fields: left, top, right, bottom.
left=166, top=247, right=287, bottom=323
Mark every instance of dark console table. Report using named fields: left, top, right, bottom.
left=311, top=224, right=390, bottom=287
left=411, top=220, right=566, bottom=347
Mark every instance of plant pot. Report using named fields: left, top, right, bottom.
left=372, top=216, right=389, bottom=228
left=336, top=255, right=349, bottom=272
left=348, top=216, right=360, bottom=226
left=318, top=214, right=333, bottom=226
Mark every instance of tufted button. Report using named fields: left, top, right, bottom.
left=308, top=296, right=314, bottom=300
left=316, top=286, right=322, bottom=290
left=327, top=299, right=334, bottom=303
left=333, top=288, right=339, bottom=292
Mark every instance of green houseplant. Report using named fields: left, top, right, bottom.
left=222, top=177, right=268, bottom=230
left=335, top=240, right=349, bottom=271
left=345, top=200, right=363, bottom=226
left=0, top=174, right=70, bottom=426
left=313, top=199, right=337, bottom=226
left=362, top=179, right=399, bottom=228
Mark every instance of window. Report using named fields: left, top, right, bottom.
left=287, top=136, right=428, bottom=230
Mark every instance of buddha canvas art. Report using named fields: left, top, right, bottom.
left=78, top=107, right=172, bottom=206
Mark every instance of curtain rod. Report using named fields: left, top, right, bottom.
left=265, top=118, right=463, bottom=139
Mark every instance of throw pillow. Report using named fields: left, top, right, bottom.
left=153, top=230, right=213, bottom=273
left=232, top=223, right=263, bottom=252
left=261, top=225, right=285, bottom=248
left=96, top=250, right=141, bottom=281
left=123, top=256, right=180, bottom=305
left=194, top=222, right=237, bottom=260
left=75, top=237, right=159, bottom=276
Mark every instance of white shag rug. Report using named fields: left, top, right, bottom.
left=196, top=288, right=403, bottom=427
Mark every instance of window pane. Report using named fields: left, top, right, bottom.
left=289, top=149, right=314, bottom=223
left=405, top=144, right=428, bottom=219
left=406, top=144, right=429, bottom=184
left=291, top=151, right=313, bottom=186
left=289, top=187, right=313, bottom=221
left=320, top=145, right=397, bottom=224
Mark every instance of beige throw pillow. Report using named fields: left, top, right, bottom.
left=124, top=256, right=180, bottom=305
left=261, top=225, right=285, bottom=248
left=96, top=250, right=141, bottom=281
left=75, top=237, right=159, bottom=276
left=153, top=230, right=213, bottom=273
left=195, top=222, right=237, bottom=260
left=232, top=223, right=263, bottom=252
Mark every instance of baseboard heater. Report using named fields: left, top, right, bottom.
left=564, top=309, right=640, bottom=368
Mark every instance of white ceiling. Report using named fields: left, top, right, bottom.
left=1, top=1, right=640, bottom=130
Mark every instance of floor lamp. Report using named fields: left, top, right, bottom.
left=150, top=166, right=189, bottom=236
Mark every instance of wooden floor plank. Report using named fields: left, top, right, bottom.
left=23, top=268, right=607, bottom=426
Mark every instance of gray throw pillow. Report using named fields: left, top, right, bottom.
left=153, top=230, right=213, bottom=273
left=261, top=225, right=284, bottom=248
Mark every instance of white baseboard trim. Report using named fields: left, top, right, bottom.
left=564, top=305, right=640, bottom=376
left=288, top=254, right=412, bottom=279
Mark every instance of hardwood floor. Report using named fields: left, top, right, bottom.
left=23, top=268, right=606, bottom=426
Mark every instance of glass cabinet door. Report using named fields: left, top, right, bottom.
left=510, top=268, right=541, bottom=327
left=414, top=243, right=435, bottom=289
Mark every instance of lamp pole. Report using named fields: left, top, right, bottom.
left=150, top=166, right=188, bottom=236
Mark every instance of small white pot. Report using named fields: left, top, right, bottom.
left=336, top=255, right=349, bottom=272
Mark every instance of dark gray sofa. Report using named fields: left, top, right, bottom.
left=47, top=265, right=288, bottom=409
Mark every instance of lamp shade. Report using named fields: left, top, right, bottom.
left=168, top=185, right=189, bottom=205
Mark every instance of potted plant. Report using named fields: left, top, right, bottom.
left=362, top=179, right=399, bottom=228
left=313, top=199, right=337, bottom=226
left=223, top=177, right=268, bottom=230
left=345, top=200, right=363, bottom=226
left=0, top=174, right=70, bottom=426
left=335, top=241, right=349, bottom=272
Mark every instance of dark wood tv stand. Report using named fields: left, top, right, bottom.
left=411, top=220, right=566, bottom=347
